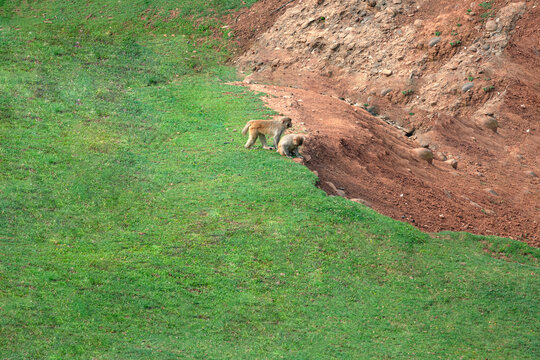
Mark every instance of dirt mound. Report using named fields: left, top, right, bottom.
left=227, top=0, right=540, bottom=246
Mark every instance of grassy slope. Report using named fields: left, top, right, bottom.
left=0, top=1, right=538, bottom=358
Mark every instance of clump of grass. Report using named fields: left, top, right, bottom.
left=479, top=1, right=492, bottom=10
left=434, top=30, right=442, bottom=36
left=479, top=1, right=495, bottom=18
left=402, top=89, right=414, bottom=95
left=480, top=10, right=495, bottom=19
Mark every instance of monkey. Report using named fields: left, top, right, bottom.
left=242, top=117, right=292, bottom=150
left=277, top=134, right=304, bottom=158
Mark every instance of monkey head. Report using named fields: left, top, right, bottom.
left=281, top=117, right=292, bottom=128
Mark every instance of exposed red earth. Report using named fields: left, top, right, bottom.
left=226, top=0, right=539, bottom=246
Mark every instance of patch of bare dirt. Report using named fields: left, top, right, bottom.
left=224, top=0, right=299, bottom=52
left=227, top=0, right=540, bottom=246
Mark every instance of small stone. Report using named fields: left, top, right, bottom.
left=428, top=37, right=441, bottom=47
left=482, top=44, right=490, bottom=50
left=485, top=188, right=498, bottom=196
left=326, top=181, right=346, bottom=196
left=392, top=0, right=402, bottom=4
left=435, top=152, right=447, bottom=161
left=485, top=20, right=497, bottom=31
left=351, top=198, right=371, bottom=207
left=412, top=147, right=434, bottom=164
left=312, top=170, right=319, bottom=177
left=478, top=116, right=498, bottom=132
left=525, top=170, right=538, bottom=178
left=381, top=88, right=393, bottom=96
left=381, top=69, right=393, bottom=76
left=414, top=19, right=423, bottom=27
left=445, top=159, right=458, bottom=169
left=462, top=82, right=474, bottom=92
left=335, top=189, right=347, bottom=197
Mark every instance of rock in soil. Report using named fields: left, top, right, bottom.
left=412, top=148, right=434, bottom=164
left=478, top=116, right=498, bottom=132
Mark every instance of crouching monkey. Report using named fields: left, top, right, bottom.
left=278, top=134, right=304, bottom=158
left=242, top=117, right=292, bottom=150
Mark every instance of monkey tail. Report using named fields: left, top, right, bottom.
left=241, top=121, right=252, bottom=135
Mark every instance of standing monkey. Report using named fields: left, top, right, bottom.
left=278, top=134, right=304, bottom=158
left=242, top=117, right=292, bottom=150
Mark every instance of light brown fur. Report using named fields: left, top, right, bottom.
left=277, top=134, right=304, bottom=158
left=242, top=117, right=292, bottom=150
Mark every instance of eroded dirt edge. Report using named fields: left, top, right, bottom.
left=226, top=0, right=539, bottom=245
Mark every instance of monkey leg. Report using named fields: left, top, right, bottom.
left=293, top=149, right=303, bottom=159
left=273, top=134, right=282, bottom=150
left=244, top=130, right=258, bottom=149
left=259, top=134, right=274, bottom=150
left=283, top=148, right=294, bottom=158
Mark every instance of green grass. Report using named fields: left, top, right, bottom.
left=479, top=2, right=493, bottom=10
left=1, top=1, right=539, bottom=359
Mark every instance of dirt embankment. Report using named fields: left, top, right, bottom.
left=227, top=0, right=540, bottom=246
